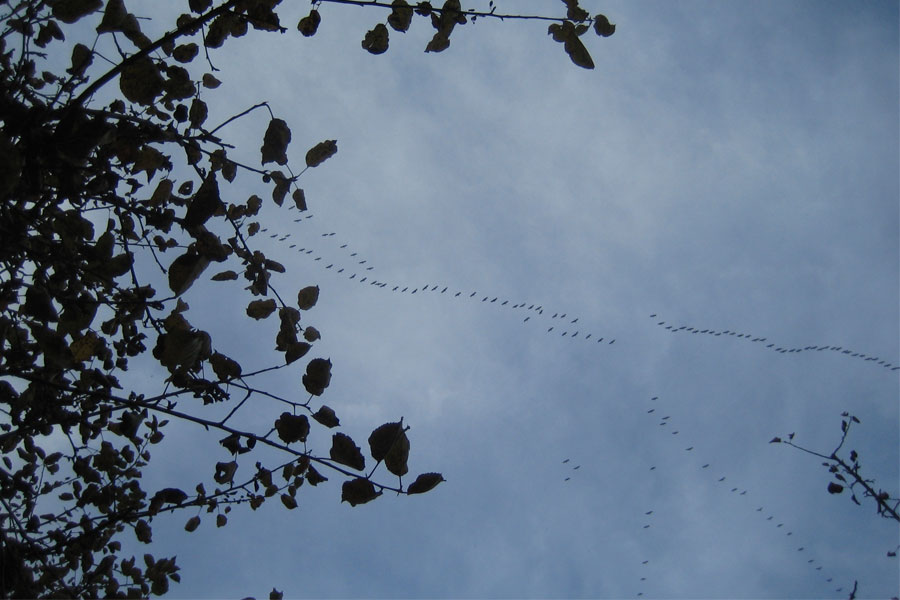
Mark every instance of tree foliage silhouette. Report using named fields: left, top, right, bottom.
left=0, top=0, right=614, bottom=597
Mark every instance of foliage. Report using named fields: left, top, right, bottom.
left=0, top=0, right=613, bottom=596
left=771, top=412, right=900, bottom=523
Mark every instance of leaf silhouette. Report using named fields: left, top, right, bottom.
left=274, top=412, right=310, bottom=444
left=297, top=285, right=320, bottom=310
left=261, top=118, right=291, bottom=166
left=341, top=477, right=381, bottom=506
left=305, top=140, right=338, bottom=168
left=388, top=0, right=414, bottom=32
left=297, top=9, right=321, bottom=36
left=330, top=432, right=365, bottom=471
left=407, top=472, right=445, bottom=494
left=168, top=251, right=210, bottom=296
left=303, top=358, right=332, bottom=396
left=362, top=23, right=389, bottom=54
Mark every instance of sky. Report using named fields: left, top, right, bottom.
left=63, top=1, right=900, bottom=598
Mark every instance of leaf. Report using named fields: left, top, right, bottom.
left=153, top=487, right=188, bottom=505
left=119, top=56, right=165, bottom=105
left=270, top=170, right=291, bottom=206
left=211, top=270, right=238, bottom=281
left=217, top=514, right=227, bottom=527
left=52, top=0, right=103, bottom=23
left=425, top=31, right=450, bottom=53
left=246, top=298, right=277, bottom=320
left=96, top=0, right=127, bottom=33
left=303, top=326, right=320, bottom=342
left=275, top=412, right=310, bottom=444
left=189, top=98, right=208, bottom=129
left=168, top=251, right=210, bottom=296
left=184, top=516, right=201, bottom=532
left=362, top=23, right=389, bottom=54
left=312, top=405, right=340, bottom=428
left=183, top=173, right=222, bottom=228
left=305, top=140, right=338, bottom=168
left=564, top=35, right=594, bottom=69
left=172, top=43, right=199, bottom=63
left=593, top=13, right=616, bottom=37
left=214, top=461, right=238, bottom=484
left=769, top=437, right=781, bottom=444
left=210, top=351, right=242, bottom=380
left=407, top=472, right=445, bottom=494
left=827, top=482, right=844, bottom=494
left=261, top=118, right=291, bottom=166
left=70, top=331, right=99, bottom=362
left=280, top=494, right=298, bottom=510
left=303, top=358, right=332, bottom=396
left=341, top=478, right=381, bottom=506
left=330, top=433, right=365, bottom=470
left=135, top=519, right=152, bottom=543
left=388, top=0, right=414, bottom=32
left=297, top=285, right=319, bottom=310
left=292, top=188, right=307, bottom=211
left=368, top=421, right=403, bottom=462
left=305, top=465, right=327, bottom=486
left=284, top=342, right=311, bottom=365
left=202, top=73, right=221, bottom=88
left=297, top=9, right=321, bottom=36
left=270, top=589, right=284, bottom=600
left=68, top=43, right=94, bottom=76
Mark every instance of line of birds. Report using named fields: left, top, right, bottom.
left=631, top=395, right=846, bottom=598
left=247, top=206, right=896, bottom=376
left=649, top=314, right=898, bottom=373
left=249, top=208, right=620, bottom=346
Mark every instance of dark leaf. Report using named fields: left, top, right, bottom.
left=769, top=437, right=781, bottom=444
left=827, top=482, right=844, bottom=494
left=246, top=298, right=277, bottom=320
left=341, top=477, right=381, bottom=506
left=297, top=285, right=319, bottom=310
left=275, top=412, right=310, bottom=444
left=261, top=118, right=291, bottom=166
left=407, top=472, right=445, bottom=494
left=306, top=465, right=327, bottom=486
left=297, top=9, right=320, bottom=36
left=270, top=588, right=284, bottom=600
left=172, top=43, right=199, bottom=63
left=68, top=43, right=94, bottom=76
left=425, top=31, right=450, bottom=53
left=280, top=494, right=298, bottom=510
left=284, top=342, right=311, bottom=365
left=303, top=326, right=321, bottom=342
left=362, top=23, right=389, bottom=55
left=183, top=173, right=222, bottom=228
left=96, top=0, right=127, bottom=33
left=564, top=35, right=594, bottom=69
left=303, top=358, right=332, bottom=396
left=52, top=0, right=103, bottom=23
left=388, top=0, right=414, bottom=32
left=305, top=140, right=338, bottom=168
left=593, top=13, right=616, bottom=37
left=119, top=56, right=165, bottom=105
left=168, top=251, right=210, bottom=296
left=330, top=432, right=365, bottom=470
left=292, top=188, right=307, bottom=211
left=211, top=270, right=238, bottom=281
left=184, top=515, right=201, bottom=532
left=214, top=461, right=238, bottom=484
left=210, top=351, right=242, bottom=380
left=312, top=405, right=340, bottom=428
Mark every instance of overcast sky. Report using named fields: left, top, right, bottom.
left=78, top=1, right=899, bottom=598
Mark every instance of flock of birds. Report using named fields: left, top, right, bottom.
left=251, top=204, right=896, bottom=376
left=246, top=204, right=894, bottom=598
left=649, top=315, right=898, bottom=372
left=563, top=395, right=852, bottom=598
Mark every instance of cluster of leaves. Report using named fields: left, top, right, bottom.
left=771, top=412, right=899, bottom=526
left=0, top=0, right=453, bottom=596
left=299, top=0, right=615, bottom=69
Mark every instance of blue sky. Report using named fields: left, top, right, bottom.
left=67, top=1, right=900, bottom=597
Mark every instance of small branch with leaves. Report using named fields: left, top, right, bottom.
left=770, top=412, right=900, bottom=523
